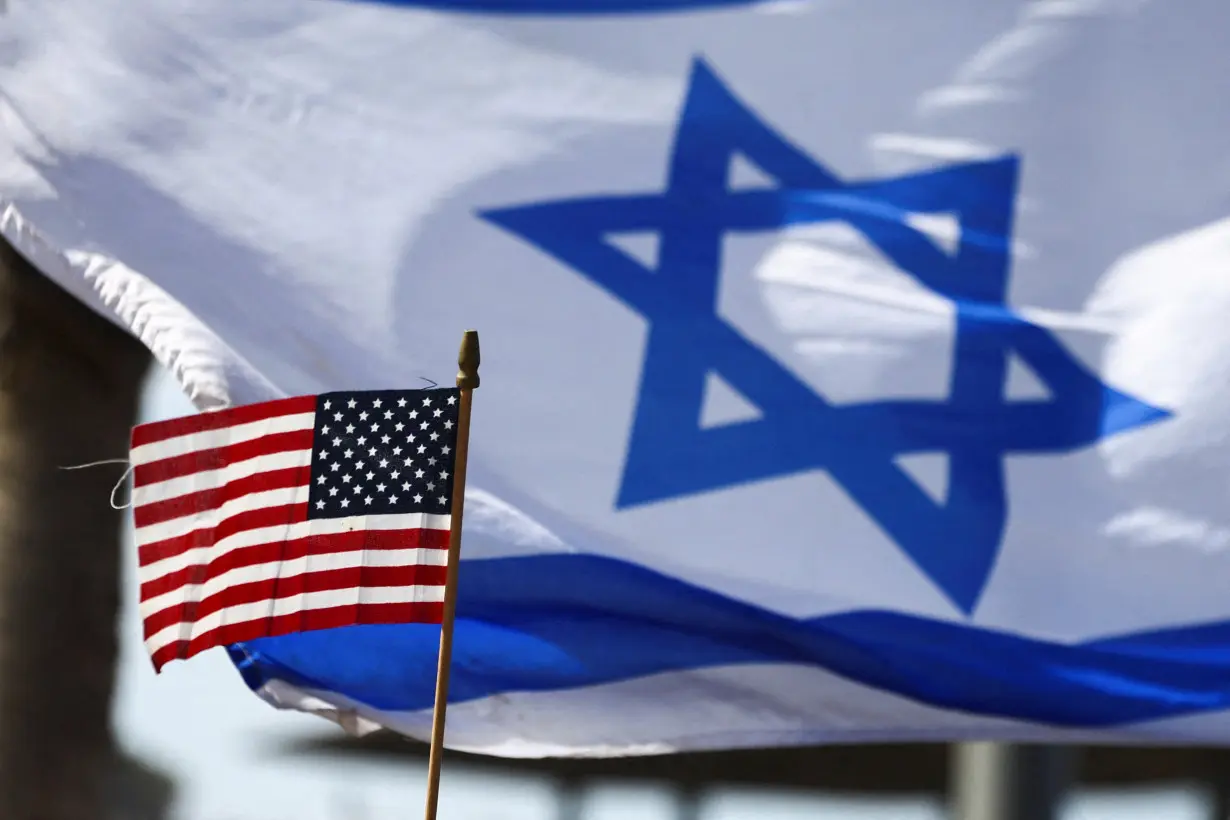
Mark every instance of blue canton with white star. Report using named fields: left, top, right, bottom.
left=307, top=389, right=460, bottom=518
left=481, top=58, right=1171, bottom=613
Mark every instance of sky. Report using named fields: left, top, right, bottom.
left=111, top=367, right=1213, bottom=820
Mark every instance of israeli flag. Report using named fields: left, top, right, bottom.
left=6, top=0, right=1230, bottom=756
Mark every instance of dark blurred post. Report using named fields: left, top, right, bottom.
left=950, top=743, right=1077, bottom=820
left=1211, top=770, right=1230, bottom=820
left=0, top=240, right=167, bottom=819
left=675, top=783, right=702, bottom=820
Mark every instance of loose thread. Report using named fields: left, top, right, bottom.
left=58, top=458, right=135, bottom=510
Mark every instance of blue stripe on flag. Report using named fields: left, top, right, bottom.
left=229, top=554, right=1230, bottom=727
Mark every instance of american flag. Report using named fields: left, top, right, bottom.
left=131, top=388, right=461, bottom=672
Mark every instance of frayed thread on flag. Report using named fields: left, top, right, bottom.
left=58, top=458, right=133, bottom=509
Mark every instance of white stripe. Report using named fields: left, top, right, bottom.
left=130, top=412, right=316, bottom=465
left=138, top=512, right=451, bottom=585
left=143, top=584, right=446, bottom=655
left=132, top=449, right=313, bottom=508
left=139, top=547, right=449, bottom=618
left=134, top=485, right=311, bottom=546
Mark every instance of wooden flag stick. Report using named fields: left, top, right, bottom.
left=423, top=329, right=480, bottom=820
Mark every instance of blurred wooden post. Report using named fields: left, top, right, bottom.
left=0, top=240, right=159, bottom=818
left=675, top=783, right=702, bottom=820
left=423, top=330, right=480, bottom=820
left=556, top=775, right=585, bottom=820
left=951, top=743, right=1077, bottom=820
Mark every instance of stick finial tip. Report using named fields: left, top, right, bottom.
left=457, top=330, right=480, bottom=390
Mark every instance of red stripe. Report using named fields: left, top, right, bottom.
left=137, top=503, right=309, bottom=566
left=148, top=601, right=444, bottom=672
left=139, top=527, right=450, bottom=601
left=133, top=429, right=314, bottom=486
left=142, top=565, right=448, bottom=638
left=132, top=395, right=317, bottom=449
left=133, top=466, right=310, bottom=528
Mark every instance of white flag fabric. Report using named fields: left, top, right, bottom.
left=5, top=0, right=1230, bottom=756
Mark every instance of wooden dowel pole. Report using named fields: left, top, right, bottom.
left=423, top=329, right=480, bottom=820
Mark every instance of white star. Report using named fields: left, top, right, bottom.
left=404, top=458, right=414, bottom=467
left=323, top=400, right=332, bottom=410
left=381, top=435, right=391, bottom=445
left=409, top=410, right=419, bottom=419
left=395, top=422, right=405, bottom=432
left=430, top=432, right=439, bottom=441
left=356, top=460, right=365, bottom=470
left=334, top=412, right=343, bottom=422
left=359, top=411, right=369, bottom=421
left=433, top=408, right=443, bottom=418
left=391, top=470, right=400, bottom=479
left=447, top=395, right=457, bottom=406
left=357, top=435, right=367, bottom=446
left=413, top=494, right=423, bottom=504
left=368, top=447, right=377, bottom=457
left=347, top=398, right=357, bottom=409
left=384, top=410, right=393, bottom=420
left=428, top=457, right=437, bottom=466
left=418, top=444, right=427, bottom=454
left=344, top=449, right=354, bottom=458
left=320, top=450, right=330, bottom=460
left=442, top=445, right=452, bottom=455
left=415, top=469, right=425, bottom=479
left=332, top=437, right=342, bottom=446
left=376, top=483, right=386, bottom=493
left=440, top=470, right=450, bottom=480
left=392, top=446, right=402, bottom=456
left=342, top=474, right=352, bottom=484
left=353, top=485, right=362, bottom=494
left=423, top=397, right=432, bottom=407
left=317, top=475, right=327, bottom=485
left=444, top=420, right=454, bottom=430
left=379, top=459, right=389, bottom=468
left=438, top=496, right=448, bottom=506
left=389, top=494, right=399, bottom=504
left=373, top=399, right=383, bottom=408
left=316, top=500, right=326, bottom=509
left=420, top=421, right=430, bottom=431
left=329, top=487, right=339, bottom=497
left=365, top=496, right=374, bottom=505
left=402, top=482, right=412, bottom=492
left=366, top=471, right=375, bottom=481
left=397, top=397, right=407, bottom=408
left=341, top=498, right=350, bottom=508
left=371, top=423, right=380, bottom=432
left=322, top=424, right=331, bottom=434
left=427, top=482, right=436, bottom=491
left=407, top=434, right=416, bottom=443
left=346, top=424, right=355, bottom=434
left=330, top=462, right=340, bottom=472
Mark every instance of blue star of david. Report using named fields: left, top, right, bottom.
left=482, top=58, right=1170, bottom=614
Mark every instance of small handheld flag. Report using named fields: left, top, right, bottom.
left=129, top=335, right=478, bottom=676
